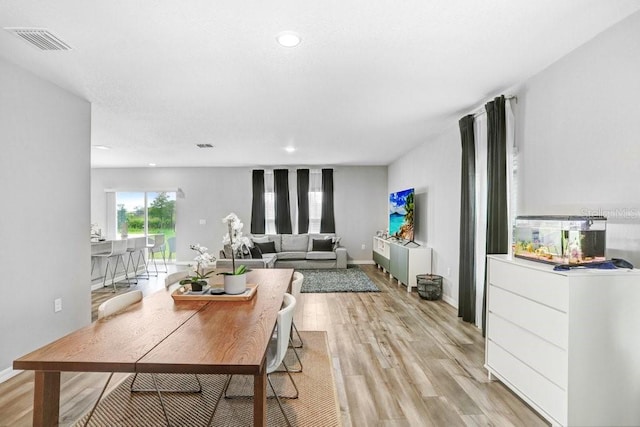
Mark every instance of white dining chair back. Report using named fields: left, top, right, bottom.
left=165, top=271, right=188, bottom=288
left=291, top=272, right=303, bottom=299
left=290, top=272, right=305, bottom=352
left=98, top=290, right=143, bottom=319
left=267, top=293, right=296, bottom=373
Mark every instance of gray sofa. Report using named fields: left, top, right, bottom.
left=216, top=233, right=347, bottom=269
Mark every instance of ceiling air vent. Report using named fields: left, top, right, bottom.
left=4, top=28, right=71, bottom=51
left=196, top=144, right=214, bottom=148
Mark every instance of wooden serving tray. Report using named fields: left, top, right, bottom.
left=172, top=284, right=258, bottom=301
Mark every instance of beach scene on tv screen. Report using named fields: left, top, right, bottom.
left=389, top=188, right=415, bottom=241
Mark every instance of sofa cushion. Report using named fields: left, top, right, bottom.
left=306, top=251, right=337, bottom=260
left=307, top=233, right=335, bottom=251
left=252, top=234, right=282, bottom=252
left=281, top=234, right=309, bottom=252
left=311, top=238, right=333, bottom=251
left=277, top=251, right=307, bottom=260
left=255, top=241, right=277, bottom=254
left=249, top=245, right=262, bottom=259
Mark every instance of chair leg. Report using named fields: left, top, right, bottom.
left=125, top=252, right=139, bottom=284
left=115, top=255, right=132, bottom=288
left=135, top=250, right=149, bottom=280
left=279, top=360, right=300, bottom=399
left=292, top=322, right=304, bottom=348
left=101, top=259, right=112, bottom=291
left=150, top=374, right=171, bottom=427
left=288, top=337, right=303, bottom=372
left=207, top=375, right=232, bottom=427
left=130, top=372, right=202, bottom=393
left=268, top=375, right=293, bottom=427
left=83, top=372, right=113, bottom=427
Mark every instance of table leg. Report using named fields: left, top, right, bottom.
left=33, top=371, right=60, bottom=427
left=253, top=369, right=267, bottom=427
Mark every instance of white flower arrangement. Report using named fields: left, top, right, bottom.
left=221, top=212, right=251, bottom=275
left=181, top=244, right=216, bottom=285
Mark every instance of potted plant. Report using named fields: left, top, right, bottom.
left=219, top=213, right=252, bottom=294
left=180, top=244, right=216, bottom=292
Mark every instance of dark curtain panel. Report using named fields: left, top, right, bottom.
left=458, top=114, right=476, bottom=323
left=297, top=169, right=310, bottom=234
left=483, top=95, right=509, bottom=335
left=320, top=168, right=335, bottom=233
left=250, top=170, right=265, bottom=234
left=274, top=169, right=292, bottom=234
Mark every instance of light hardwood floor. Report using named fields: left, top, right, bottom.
left=0, top=264, right=547, bottom=426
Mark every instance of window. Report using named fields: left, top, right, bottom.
left=261, top=169, right=324, bottom=234
left=308, top=170, right=322, bottom=233
left=264, top=171, right=276, bottom=234
left=113, top=191, right=177, bottom=259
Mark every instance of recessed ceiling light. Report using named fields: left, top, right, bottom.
left=148, top=163, right=157, bottom=167
left=276, top=31, right=301, bottom=48
left=285, top=146, right=296, bottom=153
left=92, top=145, right=110, bottom=150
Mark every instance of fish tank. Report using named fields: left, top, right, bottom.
left=513, top=215, right=607, bottom=265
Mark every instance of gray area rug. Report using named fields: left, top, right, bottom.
left=299, top=266, right=380, bottom=293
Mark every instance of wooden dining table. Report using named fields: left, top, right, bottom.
left=13, top=268, right=293, bottom=427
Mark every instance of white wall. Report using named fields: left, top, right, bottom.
left=514, top=10, right=640, bottom=265
left=91, top=166, right=387, bottom=264
left=386, top=9, right=640, bottom=309
left=388, top=130, right=461, bottom=306
left=0, top=58, right=91, bottom=378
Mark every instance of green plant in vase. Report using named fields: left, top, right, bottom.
left=180, top=244, right=216, bottom=292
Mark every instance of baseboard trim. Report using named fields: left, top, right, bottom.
left=349, top=260, right=375, bottom=265
left=0, top=366, right=21, bottom=384
left=442, top=294, right=457, bottom=308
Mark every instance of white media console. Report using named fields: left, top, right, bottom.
left=372, top=236, right=431, bottom=292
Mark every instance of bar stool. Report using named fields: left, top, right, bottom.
left=146, top=234, right=167, bottom=276
left=126, top=237, right=148, bottom=282
left=93, top=240, right=132, bottom=292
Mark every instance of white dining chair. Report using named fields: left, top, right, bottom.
left=164, top=270, right=188, bottom=289
left=210, top=293, right=299, bottom=427
left=87, top=290, right=202, bottom=426
left=92, top=240, right=132, bottom=293
left=84, top=291, right=143, bottom=426
left=291, top=272, right=305, bottom=349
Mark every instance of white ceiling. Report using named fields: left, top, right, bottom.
left=1, top=1, right=639, bottom=168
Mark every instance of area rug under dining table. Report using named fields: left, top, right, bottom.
left=298, top=265, right=380, bottom=293
left=73, top=331, right=340, bottom=427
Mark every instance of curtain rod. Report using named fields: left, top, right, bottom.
left=472, top=95, right=517, bottom=118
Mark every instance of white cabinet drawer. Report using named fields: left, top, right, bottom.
left=489, top=258, right=568, bottom=312
left=488, top=286, right=568, bottom=349
left=488, top=312, right=567, bottom=389
left=488, top=341, right=566, bottom=425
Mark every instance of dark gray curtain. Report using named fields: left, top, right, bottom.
left=458, top=115, right=476, bottom=323
left=250, top=170, right=265, bottom=234
left=274, top=169, right=292, bottom=234
left=483, top=95, right=508, bottom=334
left=297, top=169, right=310, bottom=234
left=320, top=168, right=335, bottom=233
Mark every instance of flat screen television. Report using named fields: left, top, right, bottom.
left=389, top=188, right=415, bottom=241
